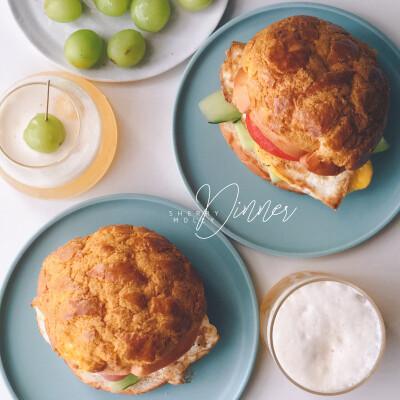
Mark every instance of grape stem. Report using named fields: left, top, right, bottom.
left=45, top=80, right=50, bottom=121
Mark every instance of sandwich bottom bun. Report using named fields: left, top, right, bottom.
left=66, top=316, right=219, bottom=394
left=67, top=362, right=165, bottom=395
left=219, top=121, right=372, bottom=209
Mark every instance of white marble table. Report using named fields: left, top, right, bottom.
left=1, top=1, right=399, bottom=399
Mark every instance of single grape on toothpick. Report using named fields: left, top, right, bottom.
left=23, top=81, right=66, bottom=154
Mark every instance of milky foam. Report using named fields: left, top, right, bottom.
left=271, top=280, right=384, bottom=393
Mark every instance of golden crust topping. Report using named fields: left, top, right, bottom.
left=241, top=15, right=389, bottom=170
left=32, top=225, right=206, bottom=373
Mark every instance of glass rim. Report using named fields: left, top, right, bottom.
left=0, top=80, right=81, bottom=169
left=268, top=275, right=386, bottom=396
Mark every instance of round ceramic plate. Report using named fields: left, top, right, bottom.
left=0, top=194, right=258, bottom=400
left=8, top=0, right=228, bottom=82
left=173, top=2, right=400, bottom=258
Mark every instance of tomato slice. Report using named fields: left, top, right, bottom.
left=100, top=373, right=130, bottom=382
left=245, top=115, right=300, bottom=161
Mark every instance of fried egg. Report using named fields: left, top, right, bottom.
left=255, top=145, right=372, bottom=209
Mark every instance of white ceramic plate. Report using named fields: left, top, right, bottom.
left=8, top=0, right=229, bottom=82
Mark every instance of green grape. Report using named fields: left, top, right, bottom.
left=94, top=0, right=130, bottom=17
left=64, top=30, right=103, bottom=69
left=23, top=113, right=66, bottom=154
left=177, top=0, right=212, bottom=11
left=130, top=0, right=170, bottom=33
left=44, top=0, right=82, bottom=23
left=107, top=30, right=146, bottom=67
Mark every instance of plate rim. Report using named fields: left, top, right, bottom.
left=173, top=1, right=400, bottom=259
left=7, top=0, right=229, bottom=83
left=0, top=193, right=259, bottom=400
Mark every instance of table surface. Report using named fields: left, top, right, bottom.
left=1, top=1, right=399, bottom=399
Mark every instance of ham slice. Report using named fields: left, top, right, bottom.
left=233, top=68, right=250, bottom=113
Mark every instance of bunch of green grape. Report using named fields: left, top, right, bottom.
left=45, top=0, right=214, bottom=69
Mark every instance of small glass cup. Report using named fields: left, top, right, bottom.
left=260, top=271, right=386, bottom=396
left=0, top=72, right=117, bottom=199
left=0, top=80, right=81, bottom=169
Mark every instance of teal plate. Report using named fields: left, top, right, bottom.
left=0, top=194, right=258, bottom=400
left=173, top=2, right=400, bottom=258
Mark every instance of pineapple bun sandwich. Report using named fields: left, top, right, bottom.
left=31, top=225, right=219, bottom=394
left=199, top=15, right=390, bottom=209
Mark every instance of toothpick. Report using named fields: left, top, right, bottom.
left=45, top=80, right=50, bottom=121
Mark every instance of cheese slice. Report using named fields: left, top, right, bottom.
left=348, top=161, right=373, bottom=193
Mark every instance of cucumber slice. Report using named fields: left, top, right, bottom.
left=110, top=374, right=140, bottom=393
left=373, top=137, right=389, bottom=154
left=266, top=166, right=282, bottom=184
left=234, top=120, right=255, bottom=151
left=198, top=89, right=241, bottom=123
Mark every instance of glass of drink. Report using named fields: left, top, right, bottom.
left=260, top=271, right=386, bottom=395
